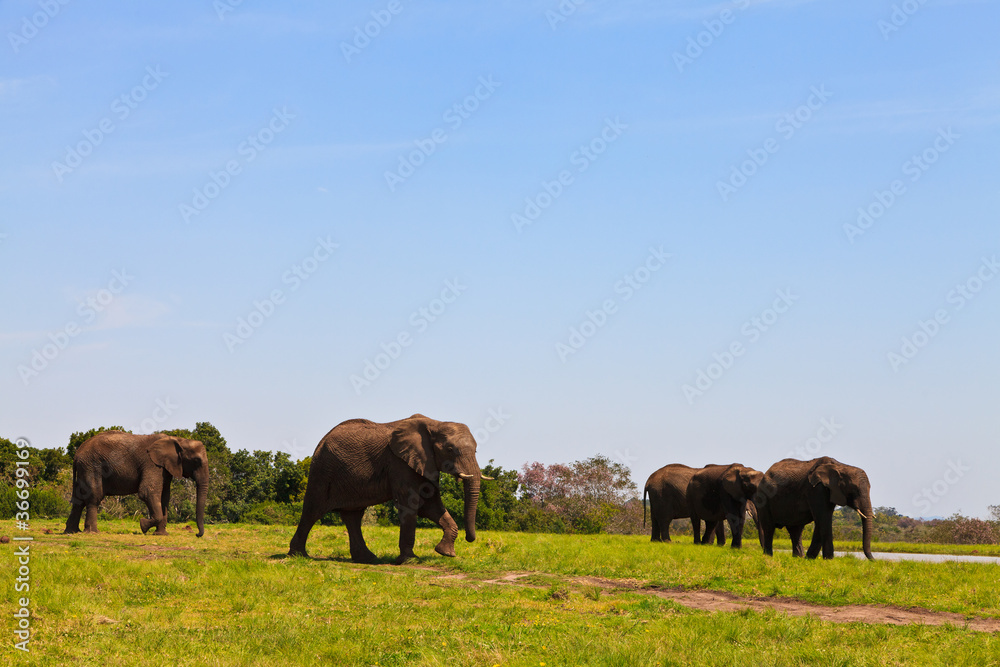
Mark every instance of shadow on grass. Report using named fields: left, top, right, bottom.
left=270, top=552, right=400, bottom=565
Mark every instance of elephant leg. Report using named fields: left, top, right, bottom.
left=714, top=521, right=725, bottom=546
left=396, top=508, right=419, bottom=565
left=84, top=503, right=101, bottom=533
left=418, top=495, right=459, bottom=558
left=139, top=496, right=167, bottom=535
left=341, top=509, right=378, bottom=564
left=288, top=496, right=330, bottom=558
left=65, top=502, right=84, bottom=534
left=82, top=474, right=103, bottom=533
left=138, top=477, right=168, bottom=535
left=783, top=525, right=801, bottom=556
left=160, top=482, right=172, bottom=533
left=700, top=520, right=719, bottom=545
left=804, top=520, right=825, bottom=559
left=662, top=518, right=672, bottom=542
left=791, top=525, right=811, bottom=558
left=691, top=517, right=702, bottom=545
left=761, top=521, right=775, bottom=556
left=727, top=515, right=744, bottom=549
left=821, top=515, right=836, bottom=559
left=650, top=515, right=662, bottom=542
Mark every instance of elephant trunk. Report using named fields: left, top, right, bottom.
left=860, top=497, right=873, bottom=561
left=195, top=468, right=208, bottom=538
left=462, top=474, right=480, bottom=543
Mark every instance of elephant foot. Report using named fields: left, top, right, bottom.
left=139, top=518, right=153, bottom=534
left=351, top=549, right=379, bottom=564
left=153, top=529, right=169, bottom=536
left=394, top=552, right=417, bottom=565
left=63, top=526, right=80, bottom=535
left=288, top=545, right=309, bottom=558
left=83, top=527, right=99, bottom=534
left=434, top=542, right=457, bottom=558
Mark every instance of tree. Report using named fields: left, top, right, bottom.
left=273, top=452, right=306, bottom=504
left=517, top=455, right=638, bottom=534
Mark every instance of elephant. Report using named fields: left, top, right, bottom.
left=754, top=457, right=873, bottom=560
left=288, top=414, right=489, bottom=564
left=686, top=463, right=763, bottom=548
left=64, top=431, right=207, bottom=537
left=643, top=464, right=725, bottom=544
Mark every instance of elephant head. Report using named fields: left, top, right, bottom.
left=808, top=459, right=873, bottom=560
left=389, top=415, right=483, bottom=543
left=721, top=465, right=763, bottom=503
left=148, top=436, right=208, bottom=537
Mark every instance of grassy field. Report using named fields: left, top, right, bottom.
left=6, top=520, right=1000, bottom=665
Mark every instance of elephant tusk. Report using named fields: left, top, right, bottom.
left=856, top=509, right=869, bottom=520
left=457, top=473, right=473, bottom=479
left=480, top=475, right=494, bottom=481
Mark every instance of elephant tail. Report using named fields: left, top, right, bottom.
left=642, top=487, right=648, bottom=528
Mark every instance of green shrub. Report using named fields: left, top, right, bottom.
left=0, top=486, right=71, bottom=519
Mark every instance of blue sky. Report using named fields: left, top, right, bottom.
left=2, top=0, right=997, bottom=518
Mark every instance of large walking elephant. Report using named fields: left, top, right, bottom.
left=64, top=431, right=208, bottom=537
left=754, top=457, right=873, bottom=560
left=288, top=414, right=488, bottom=564
left=686, top=463, right=763, bottom=548
left=643, top=464, right=724, bottom=544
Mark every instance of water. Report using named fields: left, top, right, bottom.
left=837, top=551, right=1000, bottom=564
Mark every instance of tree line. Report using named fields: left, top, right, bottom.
left=2, top=422, right=998, bottom=545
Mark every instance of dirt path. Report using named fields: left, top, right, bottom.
left=426, top=570, right=1000, bottom=633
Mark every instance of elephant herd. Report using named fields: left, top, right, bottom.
left=644, top=458, right=874, bottom=560
left=64, top=415, right=489, bottom=564
left=62, top=414, right=873, bottom=563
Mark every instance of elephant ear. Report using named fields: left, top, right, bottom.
left=808, top=463, right=848, bottom=506
left=389, top=419, right=438, bottom=482
left=721, top=466, right=746, bottom=500
left=148, top=437, right=183, bottom=478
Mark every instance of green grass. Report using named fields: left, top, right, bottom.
left=5, top=520, right=1000, bottom=665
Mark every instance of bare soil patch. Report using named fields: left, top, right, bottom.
left=425, top=569, right=1000, bottom=633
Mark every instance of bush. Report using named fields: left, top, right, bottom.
left=952, top=516, right=998, bottom=545
left=242, top=501, right=302, bottom=525
left=0, top=486, right=71, bottom=519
